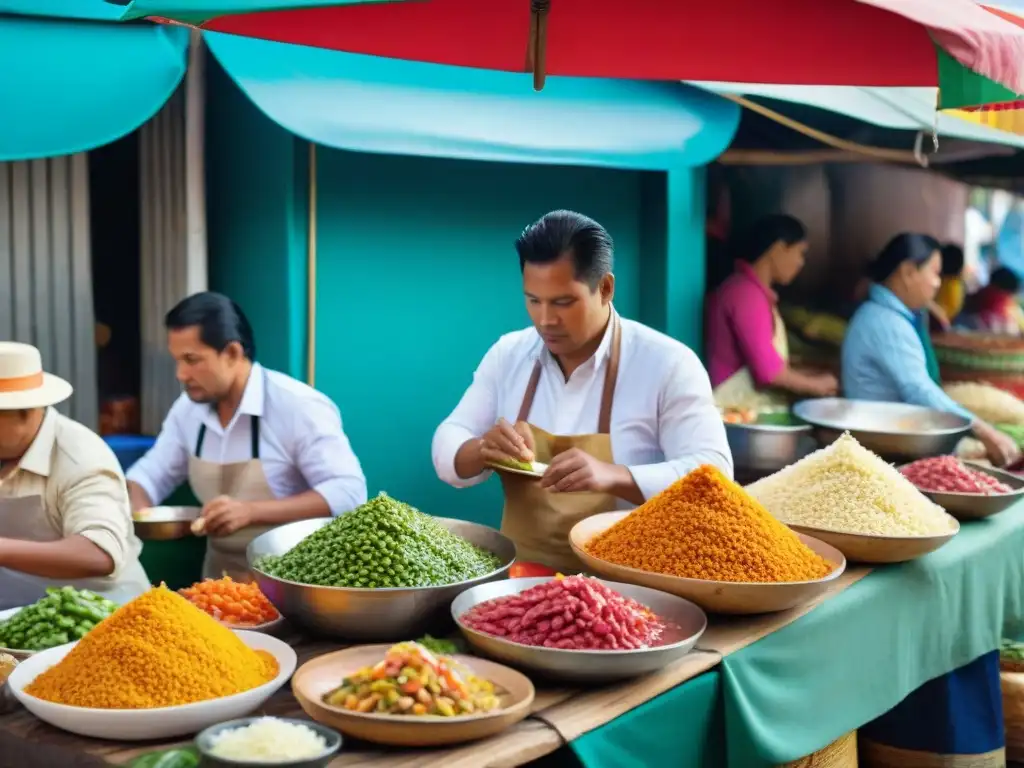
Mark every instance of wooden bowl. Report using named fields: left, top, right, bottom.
left=290, top=645, right=534, bottom=747
left=569, top=512, right=846, bottom=615
left=900, top=461, right=1024, bottom=521
left=786, top=519, right=958, bottom=564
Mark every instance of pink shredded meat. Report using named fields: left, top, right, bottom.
left=461, top=575, right=672, bottom=650
left=901, top=456, right=1012, bottom=495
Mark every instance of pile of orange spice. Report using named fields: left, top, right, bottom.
left=179, top=576, right=280, bottom=626
left=585, top=465, right=833, bottom=583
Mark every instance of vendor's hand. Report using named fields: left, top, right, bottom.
left=973, top=421, right=1021, bottom=468
left=541, top=449, right=617, bottom=493
left=199, top=496, right=255, bottom=537
left=807, top=373, right=839, bottom=397
left=480, top=418, right=535, bottom=465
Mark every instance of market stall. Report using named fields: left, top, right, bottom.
left=1, top=407, right=1019, bottom=768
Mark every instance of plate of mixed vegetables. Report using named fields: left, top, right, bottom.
left=291, top=641, right=535, bottom=747
left=0, top=587, right=117, bottom=657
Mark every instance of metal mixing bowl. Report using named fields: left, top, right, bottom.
left=248, top=518, right=515, bottom=641
left=132, top=506, right=200, bottom=541
left=725, top=421, right=815, bottom=476
left=793, top=398, right=971, bottom=460
left=452, top=577, right=707, bottom=683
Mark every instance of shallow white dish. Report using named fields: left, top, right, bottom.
left=486, top=461, right=549, bottom=479
left=219, top=614, right=285, bottom=634
left=7, top=630, right=296, bottom=740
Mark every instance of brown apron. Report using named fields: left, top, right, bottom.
left=713, top=304, right=791, bottom=411
left=499, top=314, right=622, bottom=573
left=189, top=412, right=277, bottom=581
left=0, top=494, right=151, bottom=610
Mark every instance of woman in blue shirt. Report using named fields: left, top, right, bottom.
left=842, top=233, right=1019, bottom=466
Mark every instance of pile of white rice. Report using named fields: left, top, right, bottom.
left=746, top=433, right=954, bottom=536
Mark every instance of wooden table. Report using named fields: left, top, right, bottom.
left=0, top=568, right=869, bottom=767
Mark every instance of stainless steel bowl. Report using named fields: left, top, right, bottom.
left=248, top=518, right=515, bottom=641
left=794, top=398, right=971, bottom=460
left=451, top=577, right=707, bottom=683
left=725, top=421, right=815, bottom=475
left=132, top=506, right=200, bottom=541
left=901, top=460, right=1024, bottom=520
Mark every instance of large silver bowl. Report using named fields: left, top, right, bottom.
left=132, top=506, right=200, bottom=541
left=900, top=460, right=1024, bottom=521
left=794, top=398, right=971, bottom=460
left=725, top=421, right=815, bottom=476
left=451, top=577, right=707, bottom=683
left=248, top=517, right=515, bottom=641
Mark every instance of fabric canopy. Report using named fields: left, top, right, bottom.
left=112, top=0, right=1024, bottom=109
left=691, top=82, right=1024, bottom=149
left=0, top=15, right=188, bottom=160
left=205, top=31, right=740, bottom=170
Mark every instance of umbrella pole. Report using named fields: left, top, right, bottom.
left=526, top=0, right=550, bottom=91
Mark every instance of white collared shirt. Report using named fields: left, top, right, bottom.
left=127, top=364, right=368, bottom=514
left=0, top=408, right=142, bottom=576
left=431, top=313, right=733, bottom=504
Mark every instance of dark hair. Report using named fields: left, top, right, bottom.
left=165, top=292, right=256, bottom=360
left=736, top=215, right=806, bottom=264
left=940, top=244, right=965, bottom=277
left=867, top=233, right=941, bottom=283
left=515, top=210, right=613, bottom=290
left=991, top=266, right=1021, bottom=294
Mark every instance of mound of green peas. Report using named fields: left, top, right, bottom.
left=257, top=492, right=502, bottom=588
left=0, top=586, right=117, bottom=651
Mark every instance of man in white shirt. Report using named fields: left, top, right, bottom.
left=432, top=210, right=732, bottom=571
left=127, top=292, right=367, bottom=579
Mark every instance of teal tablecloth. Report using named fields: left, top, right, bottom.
left=722, top=503, right=1024, bottom=766
left=569, top=503, right=1024, bottom=768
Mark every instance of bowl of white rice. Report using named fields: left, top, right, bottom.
left=196, top=716, right=342, bottom=767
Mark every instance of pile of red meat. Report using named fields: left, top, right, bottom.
left=901, top=456, right=1012, bottom=495
left=460, top=575, right=671, bottom=650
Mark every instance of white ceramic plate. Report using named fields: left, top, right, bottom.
left=486, top=461, right=549, bottom=479
left=219, top=614, right=284, bottom=634
left=7, top=630, right=296, bottom=740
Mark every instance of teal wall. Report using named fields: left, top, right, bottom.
left=207, top=63, right=709, bottom=527
left=207, top=58, right=308, bottom=380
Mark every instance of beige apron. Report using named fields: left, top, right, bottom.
left=0, top=494, right=151, bottom=610
left=713, top=305, right=791, bottom=411
left=189, top=409, right=277, bottom=581
left=499, top=315, right=623, bottom=573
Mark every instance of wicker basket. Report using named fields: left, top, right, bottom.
left=779, top=732, right=858, bottom=768
left=1003, top=670, right=1024, bottom=763
left=860, top=737, right=1005, bottom=767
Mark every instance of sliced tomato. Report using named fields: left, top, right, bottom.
left=509, top=562, right=558, bottom=579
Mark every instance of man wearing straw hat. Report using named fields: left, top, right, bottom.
left=0, top=342, right=150, bottom=609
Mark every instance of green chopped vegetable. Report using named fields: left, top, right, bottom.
left=256, top=492, right=502, bottom=589
left=1001, top=638, right=1024, bottom=662
left=0, top=587, right=118, bottom=652
left=416, top=634, right=463, bottom=655
left=129, top=748, right=199, bottom=768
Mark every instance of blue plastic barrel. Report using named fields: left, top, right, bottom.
left=103, top=434, right=156, bottom=473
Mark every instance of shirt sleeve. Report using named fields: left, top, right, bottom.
left=627, top=348, right=735, bottom=500
left=124, top=397, right=191, bottom=505
left=431, top=340, right=504, bottom=489
left=728, top=292, right=786, bottom=386
left=291, top=396, right=368, bottom=515
left=59, top=462, right=135, bottom=577
left=870, top=320, right=975, bottom=421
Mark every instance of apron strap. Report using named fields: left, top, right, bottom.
left=194, top=416, right=261, bottom=459
left=516, top=312, right=622, bottom=434
left=250, top=415, right=260, bottom=459
left=597, top=314, right=622, bottom=435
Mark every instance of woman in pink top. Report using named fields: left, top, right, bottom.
left=705, top=215, right=838, bottom=410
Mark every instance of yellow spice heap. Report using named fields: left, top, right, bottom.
left=586, top=465, right=833, bottom=583
left=25, top=586, right=278, bottom=709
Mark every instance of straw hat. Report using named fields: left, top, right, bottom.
left=0, top=342, right=72, bottom=410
